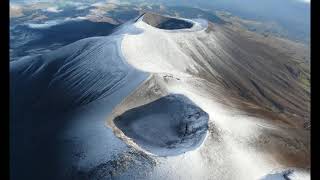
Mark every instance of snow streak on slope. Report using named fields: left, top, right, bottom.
left=11, top=36, right=141, bottom=111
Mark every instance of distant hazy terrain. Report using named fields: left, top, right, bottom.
left=124, top=0, right=310, bottom=44
left=10, top=0, right=310, bottom=61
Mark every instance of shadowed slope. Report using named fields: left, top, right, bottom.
left=10, top=34, right=148, bottom=180
left=11, top=37, right=132, bottom=113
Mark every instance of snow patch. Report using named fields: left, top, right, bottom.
left=27, top=17, right=86, bottom=29
left=46, top=7, right=62, bottom=13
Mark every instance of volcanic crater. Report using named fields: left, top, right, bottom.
left=113, top=94, right=209, bottom=156
left=141, top=13, right=194, bottom=30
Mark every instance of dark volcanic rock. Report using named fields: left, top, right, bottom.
left=142, top=12, right=193, bottom=30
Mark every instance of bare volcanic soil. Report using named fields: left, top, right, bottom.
left=142, top=13, right=193, bottom=30
left=113, top=94, right=209, bottom=156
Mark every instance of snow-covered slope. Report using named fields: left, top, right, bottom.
left=10, top=12, right=309, bottom=180
left=116, top=13, right=309, bottom=179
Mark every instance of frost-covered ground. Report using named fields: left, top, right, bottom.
left=10, top=13, right=309, bottom=180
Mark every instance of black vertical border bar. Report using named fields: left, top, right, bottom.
left=311, top=0, right=318, bottom=179
left=0, top=0, right=10, bottom=179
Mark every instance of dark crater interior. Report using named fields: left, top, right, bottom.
left=261, top=169, right=295, bottom=180
left=114, top=94, right=209, bottom=156
left=142, top=13, right=194, bottom=30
